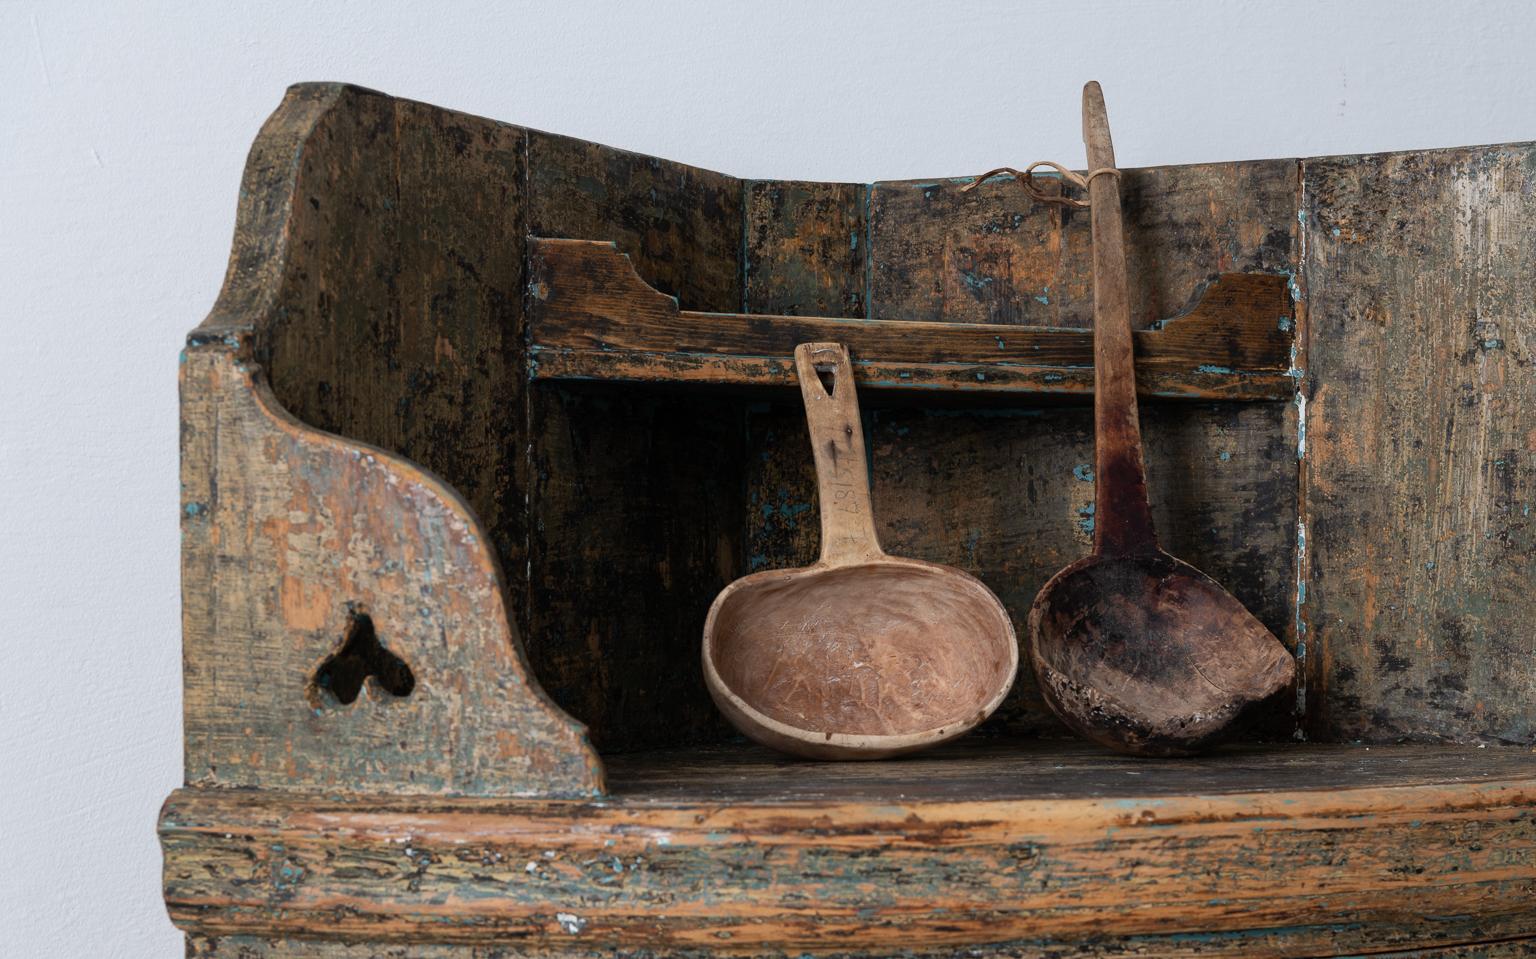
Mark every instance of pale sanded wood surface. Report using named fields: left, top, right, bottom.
left=703, top=344, right=1016, bottom=758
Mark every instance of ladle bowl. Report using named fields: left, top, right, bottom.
left=1029, top=551, right=1295, bottom=755
left=702, top=343, right=1017, bottom=760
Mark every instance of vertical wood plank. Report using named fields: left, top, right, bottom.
left=526, top=134, right=746, bottom=752
left=868, top=160, right=1297, bottom=328
left=527, top=131, right=741, bottom=310
left=391, top=100, right=529, bottom=598
left=262, top=88, right=402, bottom=451
left=744, top=180, right=867, bottom=317
left=1302, top=144, right=1536, bottom=743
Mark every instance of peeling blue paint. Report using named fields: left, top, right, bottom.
left=1197, top=364, right=1234, bottom=375
left=1076, top=502, right=1096, bottom=536
left=959, top=270, right=994, bottom=295
left=1281, top=268, right=1305, bottom=303
left=1072, top=464, right=1094, bottom=482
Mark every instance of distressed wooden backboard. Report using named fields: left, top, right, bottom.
left=185, top=83, right=1536, bottom=810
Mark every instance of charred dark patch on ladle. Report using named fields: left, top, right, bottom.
left=1095, top=449, right=1154, bottom=554
left=1031, top=554, right=1295, bottom=755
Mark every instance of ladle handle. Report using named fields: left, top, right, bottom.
left=1083, top=81, right=1158, bottom=557
left=794, top=342, right=883, bottom=566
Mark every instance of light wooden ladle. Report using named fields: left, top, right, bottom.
left=703, top=343, right=1018, bottom=760
left=1027, top=82, right=1296, bottom=756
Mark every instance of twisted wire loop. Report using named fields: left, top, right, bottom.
left=959, top=161, right=1121, bottom=208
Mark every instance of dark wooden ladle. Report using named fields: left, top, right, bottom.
left=1027, top=83, right=1296, bottom=756
left=703, top=343, right=1018, bottom=760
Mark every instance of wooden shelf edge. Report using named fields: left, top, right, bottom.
left=161, top=746, right=1536, bottom=956
left=527, top=238, right=1298, bottom=402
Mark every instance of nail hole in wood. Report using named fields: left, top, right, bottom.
left=313, top=610, right=415, bottom=706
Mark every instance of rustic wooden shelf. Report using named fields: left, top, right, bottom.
left=527, top=238, right=1299, bottom=401
left=163, top=739, right=1536, bottom=956
left=169, top=84, right=1536, bottom=957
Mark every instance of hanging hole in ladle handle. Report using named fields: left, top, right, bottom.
left=793, top=343, right=884, bottom=566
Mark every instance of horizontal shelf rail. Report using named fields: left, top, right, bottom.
left=527, top=238, right=1298, bottom=401
left=161, top=741, right=1536, bottom=955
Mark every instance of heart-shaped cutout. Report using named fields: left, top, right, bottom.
left=312, top=610, right=415, bottom=706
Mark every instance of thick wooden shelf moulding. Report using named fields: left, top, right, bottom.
left=162, top=740, right=1536, bottom=957
left=527, top=238, right=1298, bottom=401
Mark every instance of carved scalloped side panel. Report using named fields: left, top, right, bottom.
left=180, top=346, right=603, bottom=796
left=177, top=82, right=600, bottom=797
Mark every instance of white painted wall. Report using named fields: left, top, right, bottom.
left=2, top=1, right=1535, bottom=954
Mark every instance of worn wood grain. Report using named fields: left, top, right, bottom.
left=180, top=349, right=601, bottom=796
left=181, top=935, right=1536, bottom=959
left=523, top=136, right=746, bottom=753
left=172, top=83, right=1536, bottom=958
left=260, top=88, right=534, bottom=552
left=529, top=238, right=1297, bottom=400
left=602, top=737, right=1536, bottom=800
left=162, top=742, right=1536, bottom=956
left=521, top=388, right=742, bottom=752
left=181, top=83, right=599, bottom=796
left=1302, top=143, right=1536, bottom=743
left=527, top=130, right=742, bottom=311
left=868, top=159, right=1297, bottom=329
left=390, top=99, right=531, bottom=587
left=744, top=180, right=867, bottom=317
